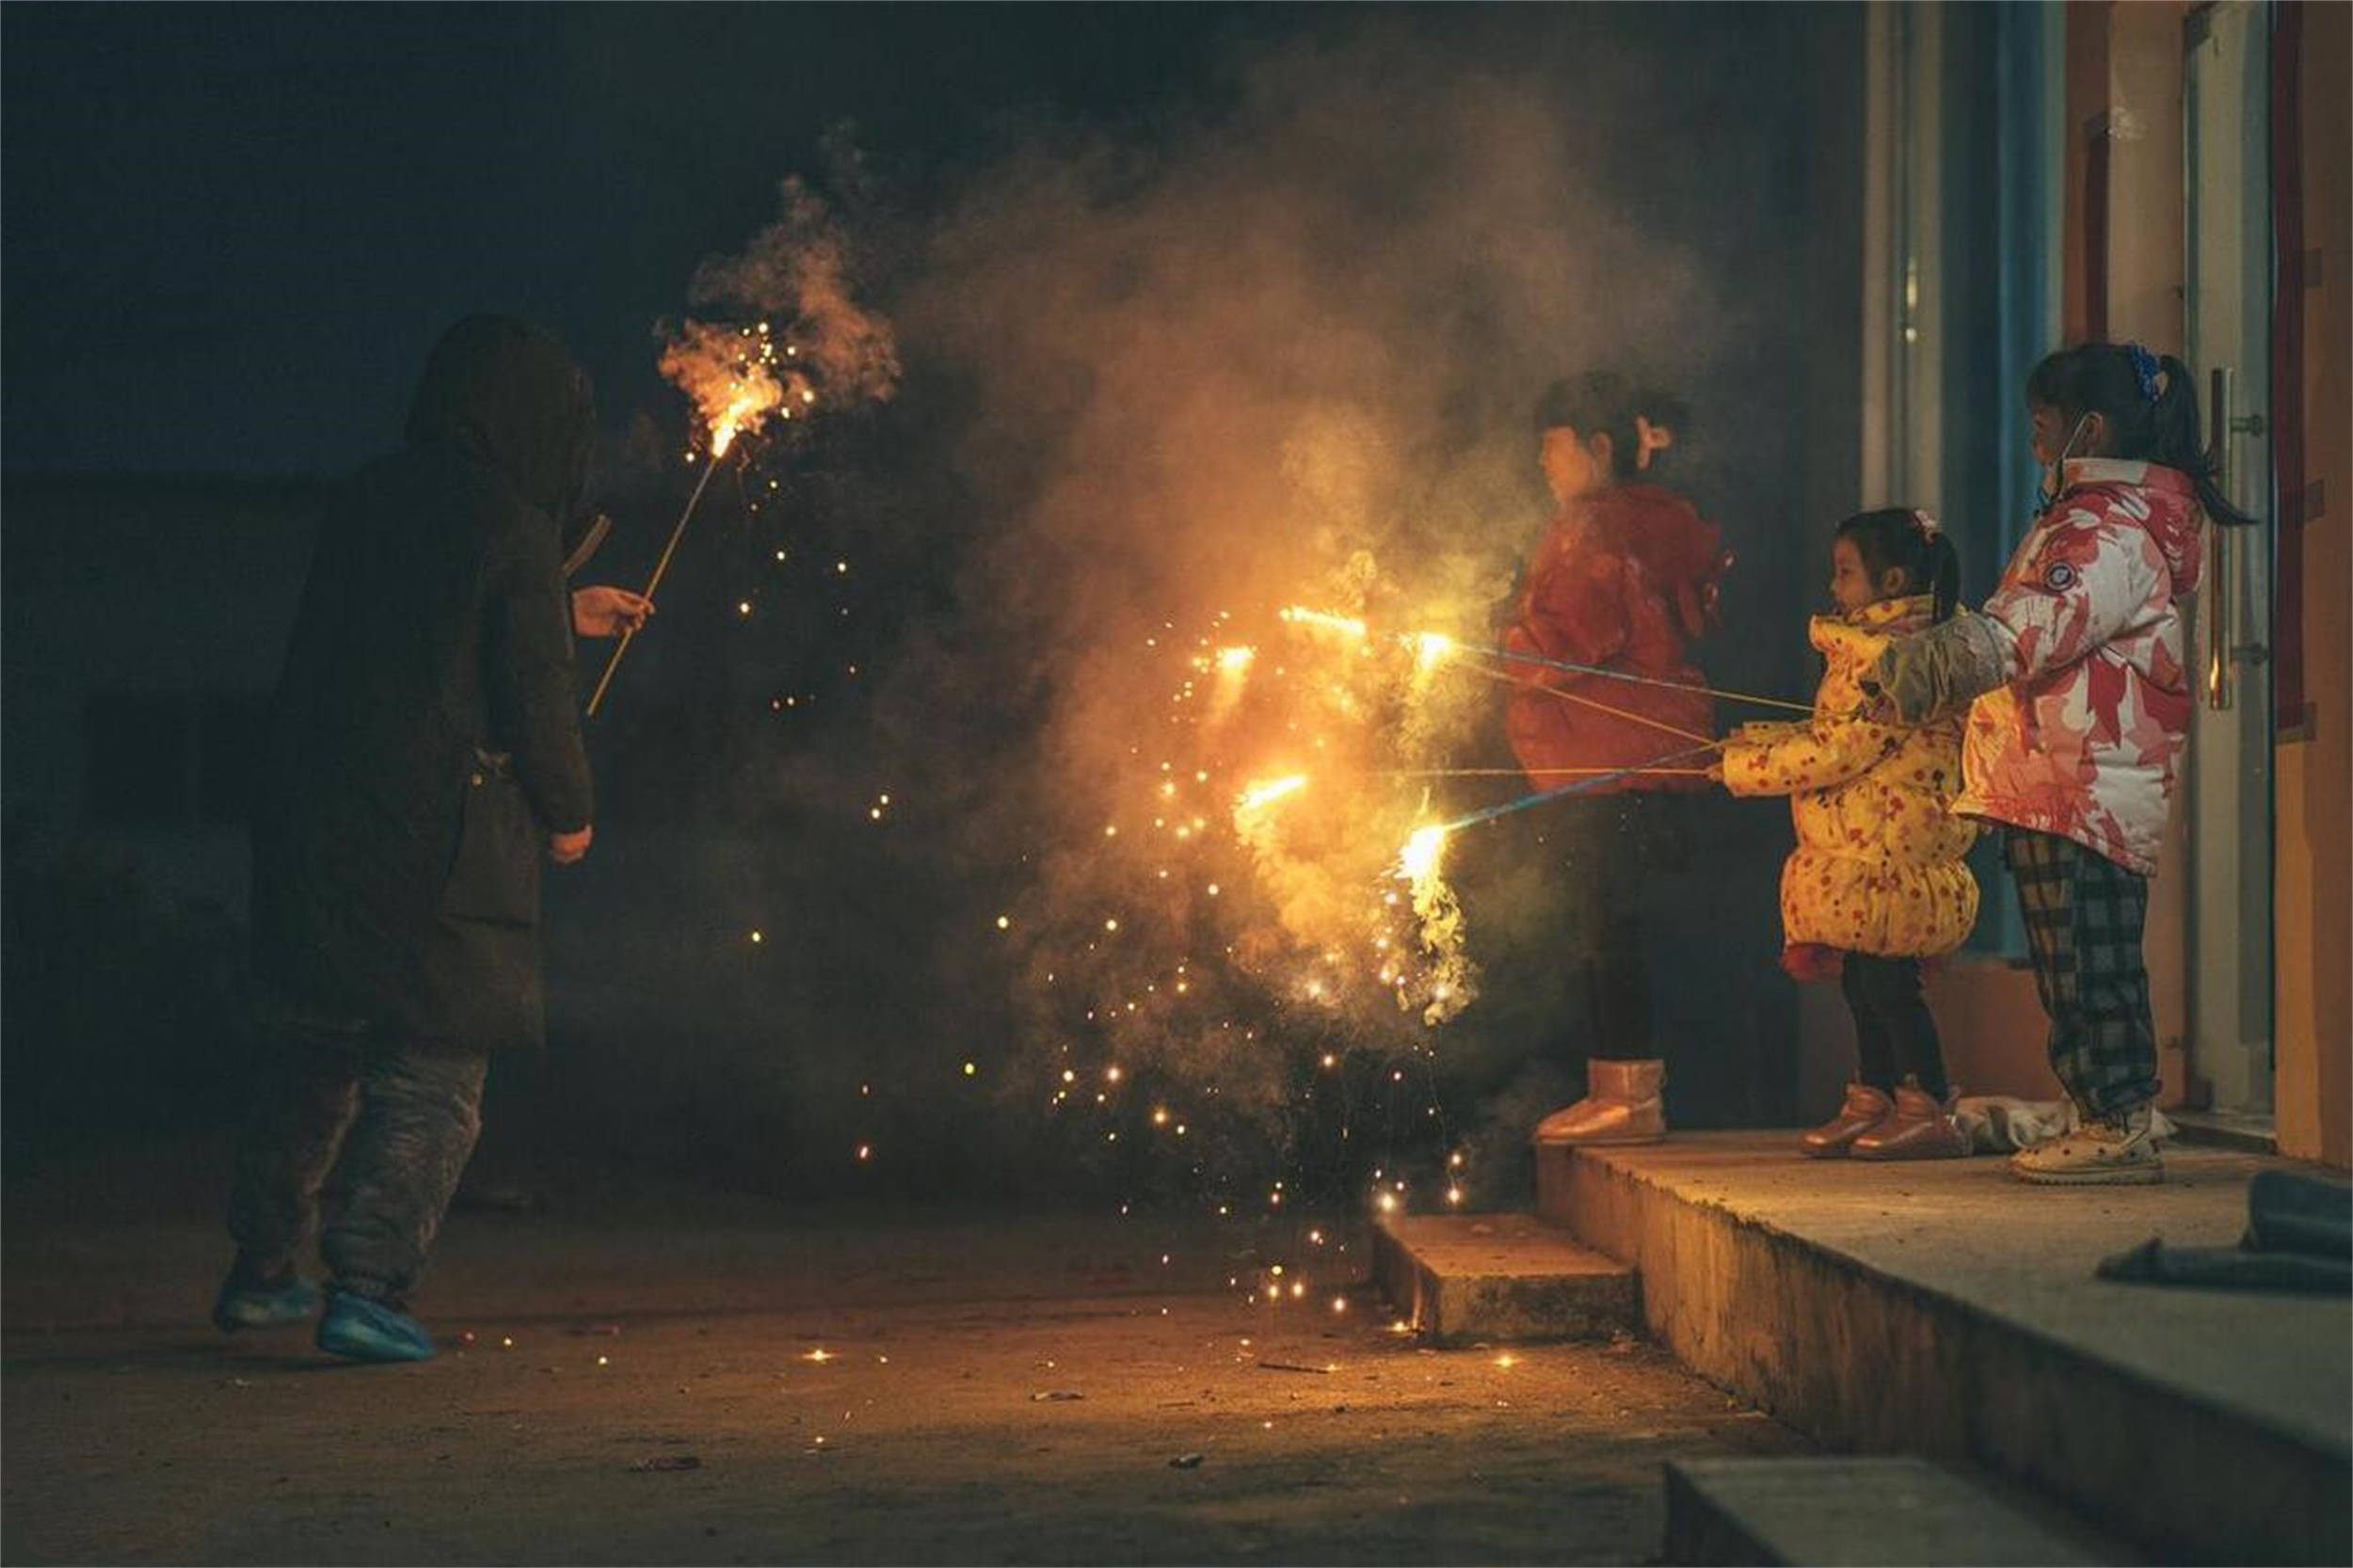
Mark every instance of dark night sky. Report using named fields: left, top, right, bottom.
left=5, top=2, right=1848, bottom=1180
left=2, top=2, right=1280, bottom=475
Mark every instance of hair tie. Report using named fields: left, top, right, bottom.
left=2125, top=343, right=2162, bottom=403
left=1913, top=509, right=1942, bottom=540
left=1634, top=415, right=1675, bottom=472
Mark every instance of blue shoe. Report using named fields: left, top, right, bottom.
left=315, top=1288, right=437, bottom=1363
left=212, top=1270, right=320, bottom=1333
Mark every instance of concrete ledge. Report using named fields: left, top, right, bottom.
left=1662, top=1455, right=2118, bottom=1566
left=1372, top=1212, right=1636, bottom=1345
left=1542, top=1133, right=2351, bottom=1565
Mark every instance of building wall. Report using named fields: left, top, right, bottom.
left=1913, top=0, right=2198, bottom=1110
left=2272, top=0, right=2351, bottom=1168
left=1849, top=0, right=2346, bottom=1156
left=0, top=472, right=321, bottom=910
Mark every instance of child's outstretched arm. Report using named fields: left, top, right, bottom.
left=1873, top=505, right=2161, bottom=723
left=1721, top=716, right=1901, bottom=799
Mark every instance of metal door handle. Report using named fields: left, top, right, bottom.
left=2207, top=367, right=2233, bottom=710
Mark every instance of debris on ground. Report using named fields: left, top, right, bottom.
left=1030, top=1389, right=1085, bottom=1401
left=1169, top=1452, right=1205, bottom=1469
left=628, top=1455, right=702, bottom=1473
left=1256, top=1359, right=1333, bottom=1374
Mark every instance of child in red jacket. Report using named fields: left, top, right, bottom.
left=1503, top=373, right=1729, bottom=1144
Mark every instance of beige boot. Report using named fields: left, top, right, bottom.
left=1535, top=1058, right=1666, bottom=1146
left=1798, top=1081, right=1896, bottom=1159
left=2008, top=1101, right=2164, bottom=1185
left=1849, top=1080, right=1969, bottom=1160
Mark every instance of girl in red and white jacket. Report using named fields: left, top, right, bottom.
left=1872, top=343, right=2254, bottom=1186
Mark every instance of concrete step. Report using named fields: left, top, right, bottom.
left=1662, top=1456, right=2122, bottom=1566
left=1541, top=1133, right=2352, bottom=1566
left=1370, top=1211, right=1636, bottom=1345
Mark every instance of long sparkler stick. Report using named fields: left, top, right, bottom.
left=1447, top=658, right=1717, bottom=743
left=1452, top=643, right=1816, bottom=714
left=1381, top=766, right=1714, bottom=778
left=584, top=456, right=724, bottom=718
left=1433, top=740, right=1729, bottom=834
left=1280, top=608, right=1815, bottom=714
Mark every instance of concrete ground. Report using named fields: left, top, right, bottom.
left=3, top=1158, right=1811, bottom=1566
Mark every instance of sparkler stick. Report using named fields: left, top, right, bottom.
left=1277, top=604, right=1813, bottom=714
left=1379, top=767, right=1713, bottom=778
left=1431, top=740, right=1728, bottom=834
left=1448, top=658, right=1715, bottom=743
left=584, top=456, right=724, bottom=718
left=1455, top=642, right=1816, bottom=714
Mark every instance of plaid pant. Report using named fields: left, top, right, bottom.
left=2005, top=828, right=2161, bottom=1117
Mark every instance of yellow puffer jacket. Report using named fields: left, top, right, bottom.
left=1722, top=595, right=1978, bottom=959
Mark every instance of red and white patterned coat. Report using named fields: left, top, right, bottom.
left=1956, top=458, right=2204, bottom=875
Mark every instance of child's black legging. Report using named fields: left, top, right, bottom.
left=1841, top=954, right=1948, bottom=1097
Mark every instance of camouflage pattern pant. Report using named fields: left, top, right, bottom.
left=227, top=1040, right=488, bottom=1305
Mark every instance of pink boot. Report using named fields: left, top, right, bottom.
left=1535, top=1059, right=1667, bottom=1146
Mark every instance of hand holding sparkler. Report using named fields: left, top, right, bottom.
left=571, top=585, right=654, bottom=639
left=584, top=456, right=725, bottom=717
left=584, top=321, right=790, bottom=717
left=547, top=824, right=594, bottom=865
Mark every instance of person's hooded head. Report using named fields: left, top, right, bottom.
left=405, top=314, right=598, bottom=549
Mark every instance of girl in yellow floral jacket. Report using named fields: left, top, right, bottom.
left=1718, top=510, right=1979, bottom=1160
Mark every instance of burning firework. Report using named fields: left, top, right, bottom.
left=587, top=179, right=900, bottom=718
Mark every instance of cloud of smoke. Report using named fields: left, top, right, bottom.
left=688, top=175, right=902, bottom=407
left=854, top=18, right=1725, bottom=1206
left=655, top=178, right=901, bottom=457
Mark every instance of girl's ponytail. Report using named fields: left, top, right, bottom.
left=1920, top=523, right=1961, bottom=623
left=2026, top=343, right=2259, bottom=528
left=2151, top=352, right=2259, bottom=529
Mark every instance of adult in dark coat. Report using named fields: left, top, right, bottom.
left=220, top=314, right=648, bottom=1361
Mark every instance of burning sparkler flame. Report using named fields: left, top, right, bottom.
left=1398, top=824, right=1448, bottom=884
left=1413, top=632, right=1456, bottom=670
left=659, top=318, right=805, bottom=458
left=1279, top=605, right=1369, bottom=639
left=1216, top=646, right=1257, bottom=675
left=1237, top=774, right=1309, bottom=812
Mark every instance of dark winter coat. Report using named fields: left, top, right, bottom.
left=251, top=315, right=596, bottom=1051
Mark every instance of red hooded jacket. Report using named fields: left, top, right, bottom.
left=1502, top=484, right=1726, bottom=793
